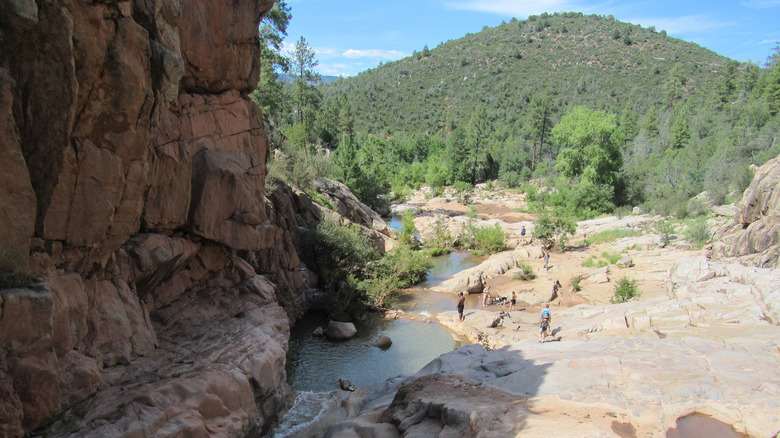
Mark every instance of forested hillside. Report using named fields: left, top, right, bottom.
left=258, top=10, right=780, bottom=221
left=325, top=12, right=734, bottom=135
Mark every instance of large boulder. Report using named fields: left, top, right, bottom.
left=313, top=179, right=394, bottom=238
left=325, top=321, right=357, bottom=340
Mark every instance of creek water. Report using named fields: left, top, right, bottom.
left=270, top=249, right=483, bottom=437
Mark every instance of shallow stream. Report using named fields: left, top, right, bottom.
left=270, top=249, right=482, bottom=437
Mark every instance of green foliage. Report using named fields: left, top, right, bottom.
left=655, top=219, right=676, bottom=247
left=570, top=275, right=582, bottom=292
left=314, top=217, right=380, bottom=287
left=266, top=140, right=332, bottom=193
left=685, top=217, right=711, bottom=249
left=514, top=262, right=536, bottom=280
left=533, top=214, right=577, bottom=250
left=459, top=221, right=507, bottom=254
left=398, top=210, right=419, bottom=248
left=424, top=215, right=454, bottom=254
left=582, top=252, right=622, bottom=268
left=314, top=13, right=778, bottom=220
left=466, top=206, right=478, bottom=219
left=305, top=189, right=334, bottom=210
left=610, top=277, right=640, bottom=303
left=376, top=247, right=434, bottom=287
left=313, top=217, right=433, bottom=311
left=291, top=36, right=322, bottom=126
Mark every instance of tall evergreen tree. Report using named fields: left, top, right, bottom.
left=250, top=1, right=292, bottom=122
left=292, top=36, right=322, bottom=127
left=466, top=105, right=490, bottom=185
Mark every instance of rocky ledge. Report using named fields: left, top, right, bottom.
left=317, top=254, right=780, bottom=438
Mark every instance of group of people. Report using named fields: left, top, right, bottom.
left=457, top=288, right=553, bottom=342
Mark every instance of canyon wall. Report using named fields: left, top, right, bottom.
left=0, top=0, right=318, bottom=435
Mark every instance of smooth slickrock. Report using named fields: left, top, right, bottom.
left=319, top=252, right=780, bottom=438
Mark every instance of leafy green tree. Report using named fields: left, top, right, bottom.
left=533, top=214, right=576, bottom=250
left=553, top=106, right=623, bottom=188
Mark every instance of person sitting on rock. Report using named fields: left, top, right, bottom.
left=539, top=304, right=551, bottom=342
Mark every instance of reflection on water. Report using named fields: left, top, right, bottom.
left=286, top=312, right=462, bottom=392
left=387, top=215, right=403, bottom=231
left=276, top=250, right=483, bottom=436
left=666, top=414, right=748, bottom=438
left=419, top=251, right=483, bottom=288
left=396, top=251, right=484, bottom=314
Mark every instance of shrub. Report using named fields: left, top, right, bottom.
left=655, top=219, right=676, bottom=247
left=610, top=277, right=640, bottom=303
left=534, top=214, right=577, bottom=250
left=453, top=181, right=474, bottom=193
left=514, top=262, right=536, bottom=280
left=602, top=251, right=621, bottom=264
left=570, top=275, right=582, bottom=292
left=582, top=255, right=606, bottom=268
left=469, top=223, right=508, bottom=254
left=685, top=218, right=711, bottom=249
left=424, top=215, right=454, bottom=253
left=466, top=206, right=479, bottom=219
left=398, top=210, right=420, bottom=248
left=377, top=247, right=433, bottom=287
left=305, top=189, right=335, bottom=210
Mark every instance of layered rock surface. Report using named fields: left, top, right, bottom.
left=0, top=0, right=328, bottom=436
left=715, top=155, right=780, bottom=268
left=318, top=255, right=780, bottom=438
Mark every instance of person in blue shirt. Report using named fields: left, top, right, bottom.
left=539, top=304, right=551, bottom=342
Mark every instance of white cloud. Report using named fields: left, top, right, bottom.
left=625, top=14, right=731, bottom=36
left=318, top=63, right=353, bottom=77
left=342, top=49, right=408, bottom=60
left=442, top=0, right=604, bottom=16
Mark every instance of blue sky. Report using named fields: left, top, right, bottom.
left=281, top=0, right=780, bottom=77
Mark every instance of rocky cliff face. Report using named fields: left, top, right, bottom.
left=714, top=154, right=780, bottom=268
left=0, top=0, right=318, bottom=436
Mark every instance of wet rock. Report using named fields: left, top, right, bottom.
left=325, top=321, right=357, bottom=340
left=370, top=335, right=392, bottom=349
left=339, top=378, right=357, bottom=392
left=312, top=327, right=324, bottom=337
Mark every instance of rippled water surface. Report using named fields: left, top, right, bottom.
left=274, top=250, right=481, bottom=436
left=286, top=312, right=462, bottom=392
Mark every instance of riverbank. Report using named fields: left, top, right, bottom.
left=310, top=178, right=780, bottom=437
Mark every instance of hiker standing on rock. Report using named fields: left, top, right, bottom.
left=539, top=304, right=551, bottom=342
left=509, top=291, right=517, bottom=311
left=544, top=252, right=550, bottom=270
left=457, top=292, right=466, bottom=322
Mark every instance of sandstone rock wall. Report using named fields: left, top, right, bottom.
left=0, top=0, right=321, bottom=436
left=714, top=154, right=780, bottom=268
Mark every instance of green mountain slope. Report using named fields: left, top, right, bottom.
left=324, top=12, right=731, bottom=135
